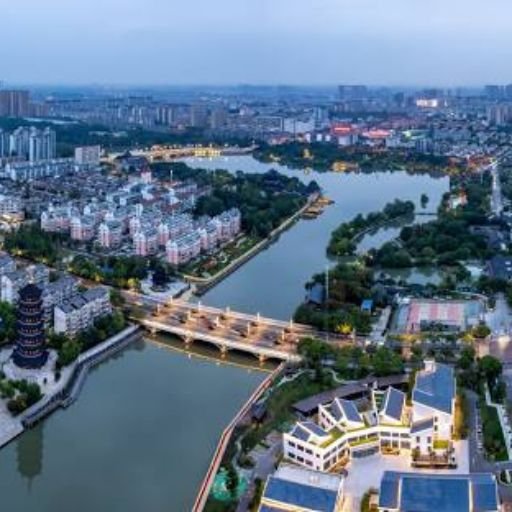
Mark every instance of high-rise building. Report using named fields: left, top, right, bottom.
left=0, top=90, right=30, bottom=117
left=42, top=127, right=56, bottom=160
left=487, top=104, right=510, bottom=126
left=12, top=284, right=48, bottom=369
left=209, top=107, right=227, bottom=130
left=0, top=129, right=9, bottom=158
left=338, top=85, right=368, bottom=100
left=9, top=127, right=31, bottom=159
left=484, top=84, right=504, bottom=99
left=189, top=103, right=209, bottom=128
left=29, top=127, right=56, bottom=162
left=155, top=105, right=175, bottom=126
left=74, top=145, right=100, bottom=166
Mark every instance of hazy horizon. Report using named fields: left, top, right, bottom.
left=3, top=0, right=512, bottom=86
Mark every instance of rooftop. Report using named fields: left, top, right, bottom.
left=380, top=387, right=406, bottom=422
left=378, top=471, right=499, bottom=512
left=413, top=361, right=455, bottom=415
left=260, top=464, right=343, bottom=512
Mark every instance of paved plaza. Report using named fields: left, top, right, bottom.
left=342, top=441, right=469, bottom=512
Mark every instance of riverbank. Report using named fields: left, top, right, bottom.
left=193, top=363, right=285, bottom=512
left=253, top=142, right=463, bottom=175
left=187, top=194, right=320, bottom=296
left=328, top=199, right=415, bottom=257
left=0, top=325, right=141, bottom=449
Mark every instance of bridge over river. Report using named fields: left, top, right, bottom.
left=124, top=292, right=353, bottom=362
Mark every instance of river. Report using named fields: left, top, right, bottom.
left=0, top=155, right=449, bottom=511
left=0, top=338, right=265, bottom=511
left=181, top=155, right=449, bottom=319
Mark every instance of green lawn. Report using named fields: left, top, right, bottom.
left=239, top=373, right=335, bottom=454
left=433, top=439, right=449, bottom=450
left=480, top=402, right=508, bottom=461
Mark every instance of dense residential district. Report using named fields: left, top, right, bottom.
left=5, top=84, right=512, bottom=512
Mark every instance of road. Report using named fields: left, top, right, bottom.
left=486, top=294, right=512, bottom=336
left=490, top=160, right=503, bottom=217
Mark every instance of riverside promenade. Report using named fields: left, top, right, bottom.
left=186, top=194, right=319, bottom=295
left=0, top=325, right=141, bottom=448
left=192, top=363, right=285, bottom=512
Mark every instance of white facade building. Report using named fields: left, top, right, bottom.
left=283, top=362, right=456, bottom=472
left=74, top=145, right=101, bottom=166
left=54, top=287, right=112, bottom=337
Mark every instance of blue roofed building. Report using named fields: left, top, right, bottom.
left=378, top=471, right=500, bottom=512
left=282, top=361, right=458, bottom=472
left=306, top=282, right=326, bottom=306
left=259, top=463, right=345, bottom=512
left=411, top=360, right=456, bottom=462
left=379, top=387, right=406, bottom=425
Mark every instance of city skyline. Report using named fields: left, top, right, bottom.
left=3, top=0, right=512, bottom=86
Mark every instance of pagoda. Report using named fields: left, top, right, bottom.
left=12, top=284, right=48, bottom=369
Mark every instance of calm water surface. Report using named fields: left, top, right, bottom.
left=182, top=156, right=449, bottom=319
left=0, top=339, right=265, bottom=512
left=0, top=156, right=449, bottom=511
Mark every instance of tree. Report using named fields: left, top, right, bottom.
left=472, top=323, right=491, bottom=339
left=458, top=346, right=475, bottom=371
left=152, top=264, right=170, bottom=288
left=0, top=301, right=17, bottom=344
left=110, top=288, right=125, bottom=307
left=225, top=464, right=239, bottom=499
left=371, top=347, right=404, bottom=376
left=479, top=355, right=503, bottom=388
left=58, top=340, right=82, bottom=367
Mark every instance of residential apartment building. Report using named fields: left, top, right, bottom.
left=28, top=127, right=56, bottom=162
left=166, top=232, right=201, bottom=265
left=5, top=158, right=75, bottom=182
left=42, top=275, right=79, bottom=323
left=74, top=145, right=101, bottom=166
left=0, top=264, right=49, bottom=304
left=0, top=253, right=16, bottom=276
left=0, top=194, right=24, bottom=221
left=133, top=229, right=158, bottom=256
left=0, top=90, right=30, bottom=117
left=70, top=215, right=96, bottom=241
left=1, top=270, right=29, bottom=304
left=41, top=206, right=77, bottom=233
left=98, top=220, right=123, bottom=249
left=54, top=287, right=112, bottom=337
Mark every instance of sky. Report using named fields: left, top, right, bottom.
left=1, top=0, right=512, bottom=86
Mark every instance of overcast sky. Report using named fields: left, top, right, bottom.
left=2, top=0, right=512, bottom=86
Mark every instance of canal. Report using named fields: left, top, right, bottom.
left=0, top=338, right=266, bottom=511
left=182, top=155, right=449, bottom=319
left=0, top=156, right=449, bottom=511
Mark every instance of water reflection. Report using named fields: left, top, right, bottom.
left=17, top=423, right=44, bottom=487
left=181, top=156, right=450, bottom=319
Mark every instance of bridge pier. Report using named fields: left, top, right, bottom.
left=258, top=353, right=267, bottom=365
left=219, top=345, right=228, bottom=359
